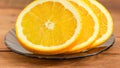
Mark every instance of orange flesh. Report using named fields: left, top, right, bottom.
left=83, top=0, right=107, bottom=38
left=70, top=1, right=95, bottom=44
left=21, top=2, right=77, bottom=46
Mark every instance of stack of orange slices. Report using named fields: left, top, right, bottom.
left=16, top=0, right=113, bottom=55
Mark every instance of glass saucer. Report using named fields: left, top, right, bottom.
left=4, top=29, right=115, bottom=60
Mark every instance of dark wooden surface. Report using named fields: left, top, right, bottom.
left=0, top=0, right=120, bottom=68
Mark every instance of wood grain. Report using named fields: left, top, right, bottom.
left=0, top=0, right=32, bottom=9
left=98, top=0, right=120, bottom=10
left=0, top=9, right=21, bottom=49
left=0, top=51, right=120, bottom=68
left=0, top=0, right=120, bottom=68
left=0, top=52, right=120, bottom=68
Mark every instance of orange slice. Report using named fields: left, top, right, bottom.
left=65, top=0, right=99, bottom=53
left=16, top=0, right=81, bottom=55
left=81, top=0, right=113, bottom=49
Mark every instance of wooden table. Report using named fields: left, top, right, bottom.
left=0, top=0, right=120, bottom=68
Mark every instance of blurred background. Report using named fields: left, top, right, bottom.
left=0, top=0, right=120, bottom=9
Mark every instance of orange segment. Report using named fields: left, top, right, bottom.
left=82, top=0, right=113, bottom=49
left=65, top=0, right=99, bottom=53
left=22, top=2, right=77, bottom=46
left=16, top=0, right=81, bottom=55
